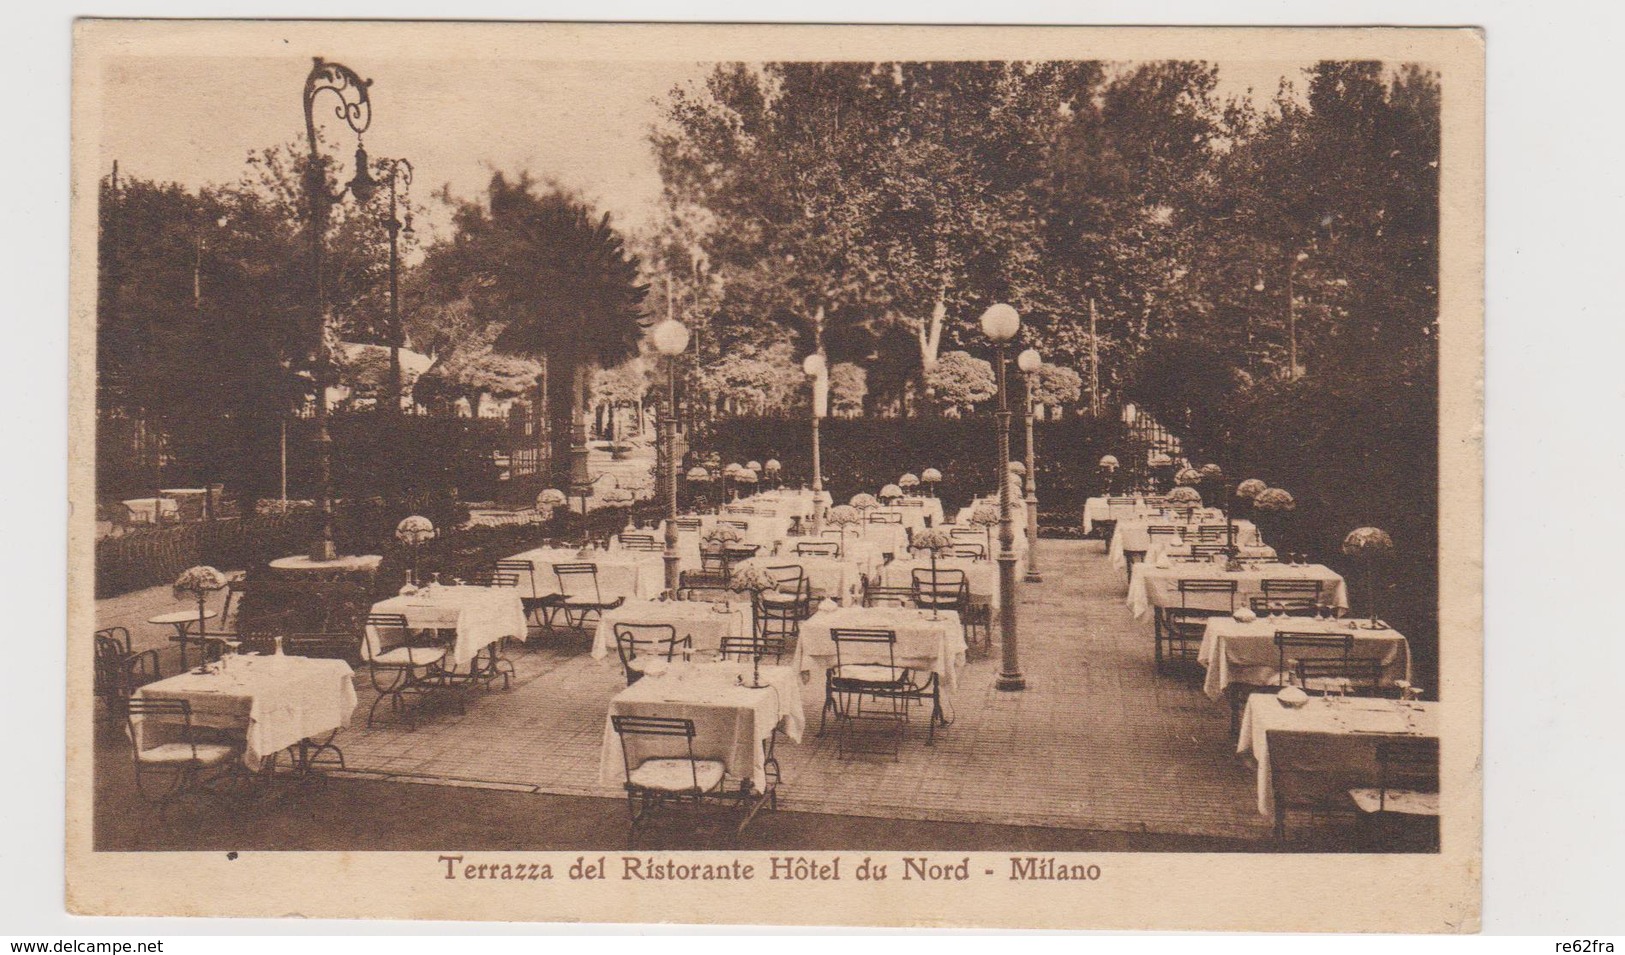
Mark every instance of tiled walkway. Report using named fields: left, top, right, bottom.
left=329, top=539, right=1272, bottom=842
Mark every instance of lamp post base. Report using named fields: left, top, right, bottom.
left=995, top=672, right=1027, bottom=691
left=1023, top=571, right=1044, bottom=583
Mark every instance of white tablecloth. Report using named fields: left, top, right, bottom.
left=741, top=490, right=819, bottom=520
left=876, top=557, right=999, bottom=609
left=1238, top=694, right=1438, bottom=817
left=600, top=661, right=804, bottom=793
left=752, top=555, right=868, bottom=603
left=506, top=547, right=663, bottom=601
left=794, top=606, right=966, bottom=691
left=132, top=656, right=357, bottom=771
left=1198, top=617, right=1412, bottom=700
left=1082, top=496, right=1159, bottom=534
left=1127, top=563, right=1349, bottom=621
left=370, top=587, right=528, bottom=667
left=669, top=513, right=791, bottom=549
left=1107, top=511, right=1237, bottom=568
left=592, top=599, right=749, bottom=659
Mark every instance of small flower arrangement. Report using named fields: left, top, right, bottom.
left=880, top=483, right=903, bottom=500
left=849, top=493, right=879, bottom=511
left=967, top=503, right=1000, bottom=527
left=899, top=473, right=920, bottom=490
left=1008, top=460, right=1026, bottom=476
left=1342, top=526, right=1394, bottom=556
left=1235, top=478, right=1267, bottom=500
left=394, top=515, right=436, bottom=546
left=912, top=528, right=954, bottom=555
left=1200, top=463, right=1224, bottom=481
left=685, top=466, right=711, bottom=481
left=1252, top=488, right=1297, bottom=512
left=735, top=470, right=758, bottom=485
left=538, top=488, right=568, bottom=508
left=173, top=565, right=228, bottom=600
left=921, top=468, right=942, bottom=483
left=702, top=524, right=744, bottom=548
left=1098, top=455, right=1119, bottom=469
left=825, top=504, right=862, bottom=528
left=764, top=459, right=781, bottom=473
left=1167, top=486, right=1203, bottom=505
left=1147, top=451, right=1173, bottom=468
left=1175, top=467, right=1204, bottom=487
left=727, top=558, right=779, bottom=595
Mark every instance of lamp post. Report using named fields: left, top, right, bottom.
left=1017, top=348, right=1043, bottom=583
left=803, top=352, right=828, bottom=536
left=302, top=57, right=375, bottom=561
left=980, top=303, right=1024, bottom=691
left=379, top=157, right=414, bottom=414
left=651, top=319, right=691, bottom=596
left=1286, top=250, right=1308, bottom=381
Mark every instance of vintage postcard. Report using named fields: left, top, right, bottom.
left=67, top=20, right=1484, bottom=929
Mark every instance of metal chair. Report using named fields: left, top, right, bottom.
left=1189, top=543, right=1229, bottom=558
left=1265, top=729, right=1365, bottom=843
left=673, top=516, right=703, bottom=533
left=1263, top=579, right=1324, bottom=601
left=721, top=633, right=787, bottom=664
left=463, top=572, right=519, bottom=588
left=610, top=714, right=727, bottom=847
left=612, top=622, right=690, bottom=686
left=1294, top=657, right=1385, bottom=697
left=95, top=627, right=161, bottom=720
left=1250, top=595, right=1321, bottom=617
left=794, top=540, right=840, bottom=558
left=951, top=542, right=986, bottom=560
left=756, top=569, right=811, bottom=646
left=862, top=580, right=916, bottom=608
left=124, top=697, right=242, bottom=821
left=618, top=533, right=662, bottom=552
left=361, top=612, right=460, bottom=730
left=1350, top=737, right=1441, bottom=850
left=1194, top=524, right=1230, bottom=542
left=822, top=628, right=912, bottom=757
left=552, top=563, right=626, bottom=633
left=1158, top=607, right=1217, bottom=673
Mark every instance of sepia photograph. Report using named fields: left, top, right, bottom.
left=65, top=20, right=1484, bottom=929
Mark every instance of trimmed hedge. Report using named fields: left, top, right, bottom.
left=687, top=414, right=1128, bottom=515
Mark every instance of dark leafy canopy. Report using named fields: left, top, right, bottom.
left=416, top=173, right=649, bottom=483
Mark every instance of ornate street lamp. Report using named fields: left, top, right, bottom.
left=378, top=157, right=414, bottom=413
left=302, top=57, right=375, bottom=561
left=1017, top=347, right=1043, bottom=583
left=803, top=352, right=828, bottom=536
left=650, top=318, right=691, bottom=596
left=980, top=303, right=1024, bottom=691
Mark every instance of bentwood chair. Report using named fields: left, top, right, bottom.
left=552, top=563, right=626, bottom=634
left=1350, top=737, right=1441, bottom=851
left=95, top=627, right=161, bottom=720
left=362, top=612, right=459, bottom=730
left=612, top=622, right=690, bottom=686
left=124, top=697, right=242, bottom=822
left=756, top=569, right=812, bottom=647
left=610, top=714, right=727, bottom=847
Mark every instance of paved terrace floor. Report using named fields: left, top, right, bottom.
left=93, top=538, right=1278, bottom=850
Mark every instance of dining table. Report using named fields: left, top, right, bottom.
left=1197, top=615, right=1412, bottom=701
left=1238, top=693, right=1439, bottom=818
left=874, top=557, right=1000, bottom=609
left=599, top=660, right=805, bottom=798
left=131, top=653, right=358, bottom=773
left=369, top=584, right=528, bottom=671
left=1126, top=560, right=1349, bottom=621
left=794, top=605, right=967, bottom=695
left=122, top=497, right=179, bottom=524
left=1107, top=510, right=1242, bottom=568
left=1081, top=495, right=1160, bottom=535
left=592, top=598, right=751, bottom=660
left=506, top=546, right=665, bottom=602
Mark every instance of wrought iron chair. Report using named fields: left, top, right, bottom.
left=613, top=622, right=690, bottom=686
left=867, top=511, right=903, bottom=525
left=1350, top=736, right=1441, bottom=850
left=618, top=533, right=662, bottom=552
left=861, top=580, right=916, bottom=608
left=821, top=628, right=913, bottom=757
left=720, top=633, right=788, bottom=664
left=1250, top=595, right=1321, bottom=617
left=610, top=714, right=727, bottom=847
left=951, top=542, right=986, bottom=560
left=1265, top=729, right=1365, bottom=843
left=361, top=612, right=460, bottom=730
left=124, top=697, right=242, bottom=821
left=496, top=558, right=562, bottom=640
left=552, top=563, right=626, bottom=633
left=794, top=540, right=840, bottom=558
left=95, top=627, right=161, bottom=720
left=673, top=516, right=703, bottom=533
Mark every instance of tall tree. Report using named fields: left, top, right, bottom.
left=417, top=174, right=648, bottom=485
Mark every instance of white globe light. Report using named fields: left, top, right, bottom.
left=650, top=319, right=691, bottom=356
left=979, top=303, right=1021, bottom=343
left=802, top=353, right=826, bottom=377
left=1016, top=348, right=1042, bottom=374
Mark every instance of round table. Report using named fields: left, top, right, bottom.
left=148, top=609, right=217, bottom=669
